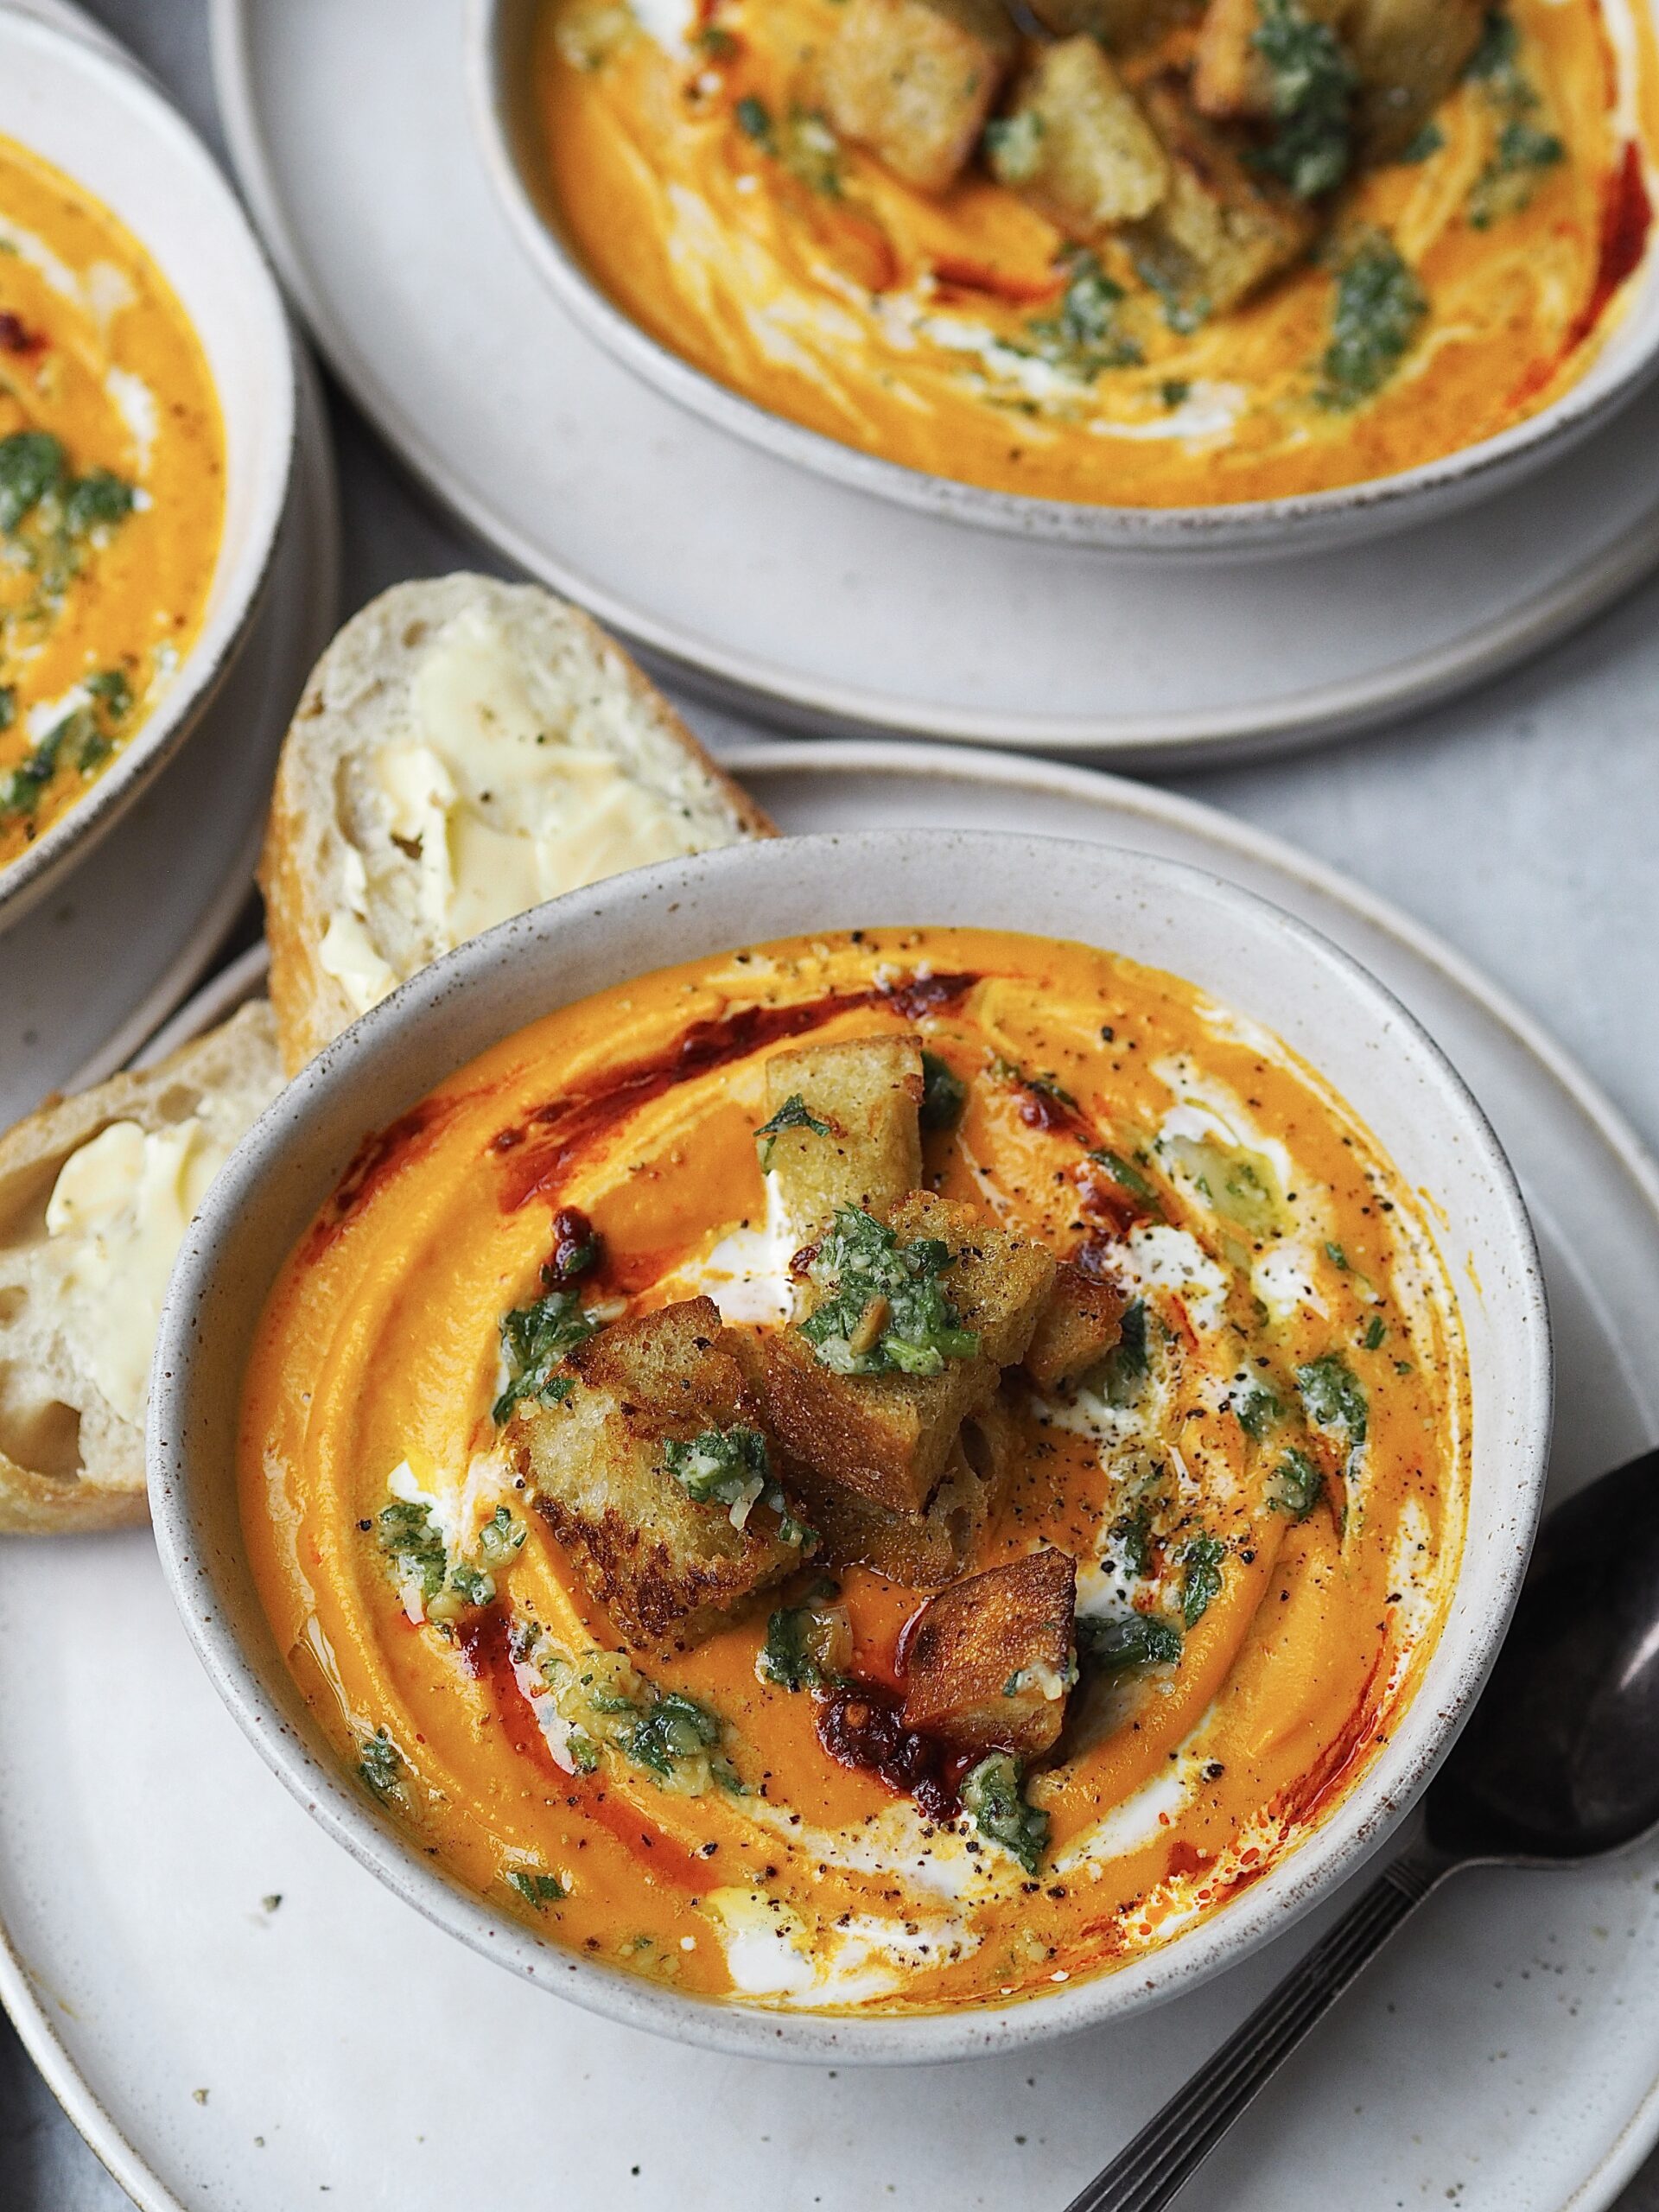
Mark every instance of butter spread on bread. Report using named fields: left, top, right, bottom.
left=259, top=575, right=775, bottom=1072
left=0, top=1001, right=282, bottom=1534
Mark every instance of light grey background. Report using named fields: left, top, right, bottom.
left=3, top=1, right=1658, bottom=2204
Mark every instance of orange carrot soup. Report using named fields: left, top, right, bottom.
left=531, top=0, right=1656, bottom=506
left=240, top=928, right=1468, bottom=2016
left=0, top=132, right=223, bottom=868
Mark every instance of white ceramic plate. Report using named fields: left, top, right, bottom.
left=0, top=351, right=338, bottom=1133
left=212, top=0, right=1659, bottom=763
left=473, top=0, right=1659, bottom=561
left=3, top=745, right=1657, bottom=2209
left=0, top=10, right=296, bottom=931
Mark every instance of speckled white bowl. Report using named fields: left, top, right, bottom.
left=0, top=12, right=294, bottom=931
left=471, top=0, right=1659, bottom=561
left=149, top=831, right=1551, bottom=2063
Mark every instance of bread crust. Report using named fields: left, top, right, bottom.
left=258, top=575, right=777, bottom=1076
left=0, top=1001, right=282, bottom=1534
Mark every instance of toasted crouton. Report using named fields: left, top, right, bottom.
left=762, top=1192, right=1055, bottom=1516
left=1347, top=0, right=1484, bottom=161
left=1129, top=74, right=1319, bottom=311
left=992, top=37, right=1170, bottom=235
left=902, top=1548, right=1077, bottom=1757
left=1024, top=1263, right=1127, bottom=1394
left=819, top=0, right=1018, bottom=195
left=511, top=1298, right=798, bottom=1649
left=783, top=1399, right=1020, bottom=1589
left=1193, top=0, right=1354, bottom=120
left=762, top=1035, right=923, bottom=1239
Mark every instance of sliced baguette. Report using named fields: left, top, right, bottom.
left=259, top=575, right=776, bottom=1075
left=0, top=1001, right=282, bottom=1535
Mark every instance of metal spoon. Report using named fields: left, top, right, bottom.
left=1065, top=1446, right=1659, bottom=2212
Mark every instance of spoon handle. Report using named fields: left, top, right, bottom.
left=1063, top=1846, right=1452, bottom=2212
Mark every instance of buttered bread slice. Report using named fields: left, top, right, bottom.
left=259, top=575, right=775, bottom=1073
left=0, top=1001, right=282, bottom=1533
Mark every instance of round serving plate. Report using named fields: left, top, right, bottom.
left=0, top=9, right=296, bottom=933
left=474, top=0, right=1659, bottom=562
left=3, top=745, right=1658, bottom=2212
left=212, top=0, right=1659, bottom=765
left=0, top=346, right=338, bottom=1133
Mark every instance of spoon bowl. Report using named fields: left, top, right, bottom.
left=1068, top=1445, right=1659, bottom=2212
left=1427, top=1448, right=1659, bottom=1864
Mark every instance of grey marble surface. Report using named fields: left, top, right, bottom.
left=4, top=0, right=1659, bottom=2205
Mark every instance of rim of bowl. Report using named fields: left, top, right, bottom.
left=149, top=831, right=1553, bottom=2064
left=0, top=13, right=296, bottom=932
left=467, top=0, right=1659, bottom=559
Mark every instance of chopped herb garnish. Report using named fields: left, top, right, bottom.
left=376, top=1497, right=447, bottom=1610
left=1134, top=247, right=1211, bottom=334
left=1362, top=1313, right=1386, bottom=1351
left=1077, top=1610, right=1183, bottom=1675
left=376, top=1492, right=522, bottom=1620
left=1109, top=1493, right=1155, bottom=1579
left=62, top=468, right=134, bottom=535
left=1466, top=8, right=1523, bottom=92
left=1397, top=119, right=1445, bottom=163
left=1250, top=0, right=1357, bottom=200
left=0, top=687, right=11, bottom=732
left=665, top=1423, right=770, bottom=1509
left=493, top=1287, right=601, bottom=1423
left=1089, top=1147, right=1160, bottom=1210
left=779, top=108, right=843, bottom=196
left=1270, top=1448, right=1325, bottom=1519
left=627, top=1689, right=722, bottom=1777
left=1180, top=1534, right=1226, bottom=1626
left=1099, top=1298, right=1150, bottom=1408
left=1325, top=1241, right=1348, bottom=1269
left=507, top=1868, right=566, bottom=1908
left=1297, top=1351, right=1369, bottom=1450
left=984, top=109, right=1046, bottom=186
left=1160, top=378, right=1192, bottom=409
left=735, top=93, right=773, bottom=146
left=1468, top=118, right=1565, bottom=227
left=0, top=429, right=63, bottom=531
left=1026, top=248, right=1143, bottom=378
left=799, top=1205, right=980, bottom=1377
left=543, top=1649, right=741, bottom=1796
left=358, top=1728, right=404, bottom=1802
left=85, top=666, right=132, bottom=720
left=760, top=1592, right=849, bottom=1692
left=961, top=1751, right=1048, bottom=1875
left=1317, top=232, right=1427, bottom=409
left=755, top=1091, right=830, bottom=1171
left=664, top=1424, right=812, bottom=1545
left=919, top=1050, right=968, bottom=1132
left=1233, top=1379, right=1281, bottom=1440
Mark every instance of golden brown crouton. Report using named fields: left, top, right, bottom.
left=1023, top=1263, right=1127, bottom=1393
left=902, top=1548, right=1077, bottom=1757
left=512, top=1298, right=798, bottom=1650
left=1193, top=0, right=1354, bottom=120
left=991, top=37, right=1170, bottom=235
left=761, top=1034, right=923, bottom=1239
left=1129, top=74, right=1319, bottom=311
left=1027, top=0, right=1201, bottom=45
left=782, top=1399, right=1020, bottom=1589
left=819, top=0, right=1018, bottom=195
left=762, top=1192, right=1056, bottom=1516
left=1347, top=0, right=1484, bottom=162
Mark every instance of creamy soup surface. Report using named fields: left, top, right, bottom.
left=534, top=0, right=1656, bottom=507
left=242, top=928, right=1468, bottom=2015
left=0, top=133, right=223, bottom=868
